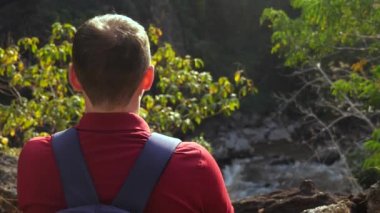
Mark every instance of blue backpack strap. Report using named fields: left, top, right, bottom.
left=112, top=133, right=181, bottom=213
left=51, top=128, right=99, bottom=208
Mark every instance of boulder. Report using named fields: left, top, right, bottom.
left=311, top=147, right=341, bottom=166
left=367, top=181, right=380, bottom=213
left=233, top=180, right=337, bottom=213
left=267, top=128, right=292, bottom=142
left=302, top=200, right=351, bottom=213
left=233, top=180, right=374, bottom=213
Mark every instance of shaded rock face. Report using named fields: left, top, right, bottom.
left=0, top=153, right=18, bottom=213
left=197, top=112, right=299, bottom=161
left=311, top=147, right=341, bottom=166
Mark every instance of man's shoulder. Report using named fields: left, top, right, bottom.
left=172, top=141, right=217, bottom=168
left=176, top=141, right=204, bottom=151
left=17, top=135, right=65, bottom=211
left=23, top=136, right=52, bottom=150
left=18, top=135, right=58, bottom=185
left=19, top=136, right=53, bottom=164
left=175, top=142, right=208, bottom=157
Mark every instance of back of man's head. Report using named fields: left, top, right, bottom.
left=72, top=14, right=150, bottom=107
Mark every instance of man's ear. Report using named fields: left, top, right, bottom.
left=141, top=66, right=155, bottom=91
left=69, top=64, right=83, bottom=92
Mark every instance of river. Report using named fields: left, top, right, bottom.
left=196, top=112, right=363, bottom=201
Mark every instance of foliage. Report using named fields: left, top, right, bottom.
left=261, top=0, right=380, bottom=174
left=364, top=129, right=380, bottom=168
left=145, top=26, right=255, bottom=134
left=261, top=0, right=380, bottom=67
left=0, top=23, right=254, bottom=149
left=0, top=23, right=80, bottom=146
left=357, top=166, right=380, bottom=189
left=331, top=70, right=380, bottom=109
left=191, top=134, right=212, bottom=153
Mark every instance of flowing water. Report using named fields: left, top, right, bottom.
left=222, top=140, right=358, bottom=201
left=197, top=112, right=362, bottom=201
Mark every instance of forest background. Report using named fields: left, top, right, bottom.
left=0, top=0, right=293, bottom=151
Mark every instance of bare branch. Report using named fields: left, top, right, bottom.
left=334, top=47, right=370, bottom=51
left=315, top=64, right=375, bottom=130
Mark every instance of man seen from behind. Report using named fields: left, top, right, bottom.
left=17, top=14, right=234, bottom=213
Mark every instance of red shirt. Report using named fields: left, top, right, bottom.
left=17, top=113, right=234, bottom=213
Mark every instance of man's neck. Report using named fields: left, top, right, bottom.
left=84, top=97, right=140, bottom=114
left=85, top=107, right=139, bottom=114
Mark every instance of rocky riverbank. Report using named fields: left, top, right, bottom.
left=233, top=179, right=380, bottom=213
left=194, top=112, right=367, bottom=201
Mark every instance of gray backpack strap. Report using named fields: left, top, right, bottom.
left=52, top=128, right=99, bottom=208
left=112, top=133, right=181, bottom=213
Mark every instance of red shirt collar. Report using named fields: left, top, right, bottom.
left=76, top=112, right=150, bottom=132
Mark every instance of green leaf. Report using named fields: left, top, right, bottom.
left=234, top=71, right=242, bottom=83
left=194, top=58, right=204, bottom=69
left=144, top=96, right=154, bottom=110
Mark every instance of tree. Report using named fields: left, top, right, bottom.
left=261, top=0, right=380, bottom=188
left=0, top=23, right=254, bottom=152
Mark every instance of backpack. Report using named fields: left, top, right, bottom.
left=51, top=128, right=181, bottom=213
